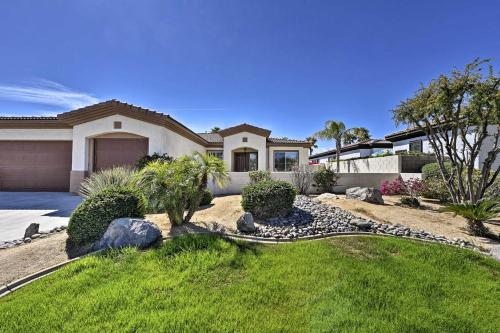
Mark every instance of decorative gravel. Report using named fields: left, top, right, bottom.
left=246, top=196, right=476, bottom=250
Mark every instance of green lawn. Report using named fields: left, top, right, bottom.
left=1, top=235, right=499, bottom=333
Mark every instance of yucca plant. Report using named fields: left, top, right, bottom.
left=79, top=166, right=137, bottom=198
left=440, top=199, right=500, bottom=237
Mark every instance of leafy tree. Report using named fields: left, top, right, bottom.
left=314, top=120, right=347, bottom=172
left=440, top=199, right=499, bottom=237
left=392, top=59, right=499, bottom=204
left=306, top=136, right=318, bottom=154
left=210, top=126, right=221, bottom=133
left=343, top=127, right=371, bottom=145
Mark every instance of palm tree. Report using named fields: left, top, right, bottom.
left=314, top=120, right=346, bottom=172
left=343, top=127, right=371, bottom=145
left=440, top=199, right=499, bottom=236
left=210, top=126, right=221, bottom=133
left=306, top=136, right=318, bottom=154
left=184, top=152, right=229, bottom=222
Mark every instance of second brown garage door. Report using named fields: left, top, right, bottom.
left=93, top=138, right=148, bottom=171
left=0, top=141, right=72, bottom=191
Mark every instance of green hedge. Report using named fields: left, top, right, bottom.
left=421, top=162, right=452, bottom=202
left=241, top=180, right=297, bottom=219
left=67, top=187, right=146, bottom=245
left=249, top=170, right=272, bottom=184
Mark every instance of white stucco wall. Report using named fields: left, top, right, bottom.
left=71, top=114, right=205, bottom=171
left=222, top=131, right=267, bottom=171
left=0, top=128, right=73, bottom=141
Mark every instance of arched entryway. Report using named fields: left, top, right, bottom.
left=232, top=147, right=258, bottom=172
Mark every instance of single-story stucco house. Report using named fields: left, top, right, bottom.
left=0, top=100, right=311, bottom=193
left=309, top=139, right=393, bottom=164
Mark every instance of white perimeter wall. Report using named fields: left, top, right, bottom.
left=327, top=155, right=401, bottom=173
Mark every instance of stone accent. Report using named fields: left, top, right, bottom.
left=94, top=218, right=162, bottom=250
left=236, top=212, right=256, bottom=233
left=346, top=187, right=384, bottom=204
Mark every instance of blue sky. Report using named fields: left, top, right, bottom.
left=0, top=1, right=498, bottom=152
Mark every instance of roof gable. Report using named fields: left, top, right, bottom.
left=218, top=123, right=271, bottom=138
left=57, top=100, right=207, bottom=146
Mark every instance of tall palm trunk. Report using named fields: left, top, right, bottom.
left=335, top=136, right=341, bottom=172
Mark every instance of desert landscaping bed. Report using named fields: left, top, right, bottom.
left=1, top=194, right=498, bottom=286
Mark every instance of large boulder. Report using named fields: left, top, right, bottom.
left=346, top=187, right=384, bottom=204
left=95, top=218, right=162, bottom=250
left=237, top=212, right=256, bottom=233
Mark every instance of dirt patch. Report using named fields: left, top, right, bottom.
left=147, top=195, right=243, bottom=236
left=318, top=195, right=500, bottom=251
left=0, top=233, right=71, bottom=286
left=0, top=195, right=244, bottom=285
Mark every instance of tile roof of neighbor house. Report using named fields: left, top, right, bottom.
left=309, top=139, right=393, bottom=159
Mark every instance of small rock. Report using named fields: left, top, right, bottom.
left=24, top=223, right=40, bottom=239
left=351, top=219, right=373, bottom=230
left=31, top=233, right=41, bottom=239
left=237, top=212, right=256, bottom=233
left=315, top=193, right=339, bottom=201
left=24, top=238, right=32, bottom=243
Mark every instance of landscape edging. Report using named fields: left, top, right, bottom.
left=0, top=231, right=489, bottom=299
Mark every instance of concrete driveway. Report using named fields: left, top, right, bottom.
left=0, top=192, right=82, bottom=242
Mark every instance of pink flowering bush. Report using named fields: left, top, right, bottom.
left=380, top=178, right=406, bottom=195
left=380, top=177, right=425, bottom=197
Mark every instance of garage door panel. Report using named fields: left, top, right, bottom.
left=94, top=138, right=148, bottom=171
left=0, top=141, right=72, bottom=191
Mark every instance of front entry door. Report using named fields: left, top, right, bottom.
left=234, top=152, right=258, bottom=172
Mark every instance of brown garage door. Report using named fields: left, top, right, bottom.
left=0, top=141, right=72, bottom=191
left=93, top=138, right=148, bottom=171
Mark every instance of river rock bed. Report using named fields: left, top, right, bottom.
left=0, top=225, right=67, bottom=250
left=244, top=196, right=476, bottom=249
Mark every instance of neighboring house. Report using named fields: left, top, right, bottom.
left=0, top=100, right=311, bottom=192
left=309, top=139, right=393, bottom=164
left=385, top=126, right=499, bottom=170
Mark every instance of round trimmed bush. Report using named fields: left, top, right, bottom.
left=68, top=187, right=146, bottom=245
left=241, top=180, right=297, bottom=219
left=200, top=188, right=213, bottom=206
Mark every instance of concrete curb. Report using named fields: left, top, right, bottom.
left=0, top=231, right=489, bottom=299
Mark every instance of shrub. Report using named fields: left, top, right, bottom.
left=241, top=180, right=297, bottom=219
left=200, top=188, right=213, bottom=206
left=313, top=166, right=339, bottom=193
left=249, top=170, right=272, bottom=184
left=422, top=162, right=452, bottom=180
left=421, top=162, right=452, bottom=202
left=136, top=153, right=173, bottom=169
left=380, top=178, right=406, bottom=195
left=67, top=187, right=146, bottom=245
left=291, top=165, right=314, bottom=194
left=440, top=199, right=500, bottom=237
left=79, top=166, right=136, bottom=198
left=400, top=196, right=420, bottom=207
